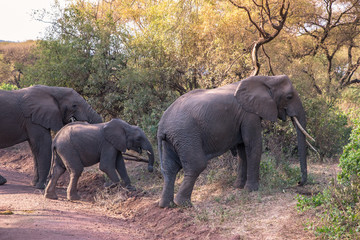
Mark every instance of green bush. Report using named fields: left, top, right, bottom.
left=260, top=156, right=303, bottom=191
left=262, top=96, right=351, bottom=162
left=0, top=83, right=18, bottom=91
left=297, top=120, right=360, bottom=239
left=303, top=97, right=351, bottom=159
left=338, top=119, right=360, bottom=184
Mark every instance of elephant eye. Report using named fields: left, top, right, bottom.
left=72, top=104, right=77, bottom=108
left=286, top=94, right=293, bottom=100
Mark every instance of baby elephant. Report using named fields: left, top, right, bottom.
left=44, top=119, right=155, bottom=200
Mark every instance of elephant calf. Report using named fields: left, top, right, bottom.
left=44, top=119, right=155, bottom=200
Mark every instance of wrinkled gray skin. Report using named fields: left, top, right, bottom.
left=44, top=119, right=155, bottom=200
left=0, top=85, right=102, bottom=189
left=157, top=75, right=307, bottom=208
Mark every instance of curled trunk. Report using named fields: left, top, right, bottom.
left=142, top=138, right=155, bottom=172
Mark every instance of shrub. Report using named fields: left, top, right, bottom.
left=260, top=156, right=303, bottom=191
left=338, top=119, right=360, bottom=184
left=0, top=83, right=18, bottom=91
left=303, top=97, right=351, bottom=159
left=297, top=119, right=360, bottom=239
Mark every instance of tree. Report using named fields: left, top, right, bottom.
left=289, top=0, right=360, bottom=96
left=228, top=0, right=290, bottom=76
left=0, top=41, right=36, bottom=88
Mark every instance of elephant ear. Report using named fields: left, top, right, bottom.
left=22, top=86, right=63, bottom=131
left=235, top=77, right=278, bottom=122
left=103, top=119, right=127, bottom=152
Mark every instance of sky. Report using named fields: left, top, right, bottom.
left=0, top=0, right=67, bottom=42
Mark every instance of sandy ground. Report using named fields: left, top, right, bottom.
left=0, top=142, right=339, bottom=239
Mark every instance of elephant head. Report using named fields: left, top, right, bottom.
left=235, top=75, right=308, bottom=185
left=21, top=85, right=102, bottom=131
left=103, top=119, right=155, bottom=172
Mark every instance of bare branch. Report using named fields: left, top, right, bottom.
left=228, top=0, right=266, bottom=38
left=229, top=0, right=289, bottom=76
left=302, top=69, right=323, bottom=95
left=122, top=152, right=149, bottom=163
left=261, top=45, right=274, bottom=75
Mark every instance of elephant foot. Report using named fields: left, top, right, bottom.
left=244, top=182, right=259, bottom=192
left=44, top=192, right=58, bottom=200
left=174, top=195, right=193, bottom=208
left=233, top=180, right=245, bottom=189
left=67, top=193, right=81, bottom=201
left=0, top=175, right=7, bottom=185
left=31, top=179, right=37, bottom=187
left=125, top=184, right=136, bottom=192
left=35, top=182, right=46, bottom=189
left=159, top=198, right=176, bottom=208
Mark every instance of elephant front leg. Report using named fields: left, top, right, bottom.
left=233, top=144, right=247, bottom=189
left=99, top=146, right=121, bottom=186
left=27, top=126, right=52, bottom=189
left=242, top=117, right=262, bottom=192
left=116, top=153, right=135, bottom=191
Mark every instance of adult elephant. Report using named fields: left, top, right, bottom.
left=45, top=119, right=155, bottom=200
left=157, top=75, right=311, bottom=208
left=0, top=85, right=102, bottom=189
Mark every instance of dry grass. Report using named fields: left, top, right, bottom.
left=81, top=152, right=337, bottom=239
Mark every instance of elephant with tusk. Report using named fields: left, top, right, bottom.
left=157, top=75, right=313, bottom=208
left=0, top=85, right=102, bottom=189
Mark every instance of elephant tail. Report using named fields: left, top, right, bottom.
left=157, top=133, right=167, bottom=172
left=47, top=145, right=57, bottom=182
left=157, top=135, right=163, bottom=165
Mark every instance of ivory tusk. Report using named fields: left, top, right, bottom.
left=292, top=117, right=315, bottom=142
left=306, top=140, right=321, bottom=160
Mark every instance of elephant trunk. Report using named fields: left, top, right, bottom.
left=292, top=114, right=307, bottom=186
left=142, top=138, right=155, bottom=172
left=88, top=106, right=103, bottom=124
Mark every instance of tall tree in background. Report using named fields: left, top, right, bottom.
left=288, top=0, right=360, bottom=97
left=228, top=0, right=290, bottom=76
left=0, top=41, right=36, bottom=88
left=21, top=0, right=359, bottom=150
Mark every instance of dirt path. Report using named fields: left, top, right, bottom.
left=0, top=168, right=148, bottom=240
left=0, top=143, right=339, bottom=239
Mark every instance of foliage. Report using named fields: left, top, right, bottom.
left=0, top=83, right=18, bottom=91
left=259, top=156, right=304, bottom=191
left=14, top=0, right=360, bottom=148
left=22, top=1, right=176, bottom=141
left=0, top=41, right=36, bottom=87
left=297, top=120, right=360, bottom=239
left=303, top=97, right=351, bottom=158
left=338, top=119, right=360, bottom=184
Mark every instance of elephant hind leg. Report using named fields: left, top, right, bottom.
left=174, top=154, right=207, bottom=207
left=159, top=140, right=181, bottom=208
left=44, top=158, right=66, bottom=200
left=67, top=167, right=83, bottom=201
